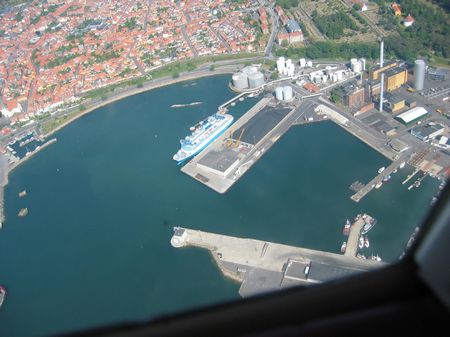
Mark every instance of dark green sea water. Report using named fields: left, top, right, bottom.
left=0, top=75, right=439, bottom=337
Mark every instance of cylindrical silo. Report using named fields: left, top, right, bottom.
left=232, top=72, right=248, bottom=90
left=359, top=58, right=366, bottom=71
left=306, top=60, right=313, bottom=67
left=414, top=59, right=425, bottom=91
left=241, top=66, right=257, bottom=76
left=283, top=86, right=293, bottom=101
left=275, top=87, right=284, bottom=100
left=248, top=71, right=264, bottom=88
left=352, top=61, right=362, bottom=73
left=277, top=57, right=285, bottom=73
left=299, top=58, right=306, bottom=67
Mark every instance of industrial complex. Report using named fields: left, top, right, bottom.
left=177, top=38, right=450, bottom=199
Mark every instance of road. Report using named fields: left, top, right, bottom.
left=263, top=0, right=278, bottom=57
left=181, top=25, right=198, bottom=57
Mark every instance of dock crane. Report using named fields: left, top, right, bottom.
left=233, top=128, right=245, bottom=148
left=226, top=128, right=235, bottom=147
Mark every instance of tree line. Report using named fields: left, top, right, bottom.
left=275, top=41, right=379, bottom=60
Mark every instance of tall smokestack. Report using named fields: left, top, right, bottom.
left=379, top=73, right=384, bottom=112
left=380, top=40, right=384, bottom=68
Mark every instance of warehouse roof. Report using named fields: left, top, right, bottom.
left=396, top=106, right=428, bottom=124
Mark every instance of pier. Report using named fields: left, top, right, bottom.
left=182, top=97, right=305, bottom=193
left=171, top=227, right=383, bottom=298
left=344, top=215, right=366, bottom=257
left=350, top=157, right=407, bottom=202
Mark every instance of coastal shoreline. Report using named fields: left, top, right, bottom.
left=42, top=69, right=234, bottom=139
left=1, top=68, right=236, bottom=224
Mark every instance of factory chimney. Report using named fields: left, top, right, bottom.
left=380, top=40, right=384, bottom=68
left=379, top=73, right=385, bottom=112
left=379, top=39, right=385, bottom=112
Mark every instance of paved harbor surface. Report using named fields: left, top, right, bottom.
left=181, top=97, right=306, bottom=193
left=171, top=226, right=384, bottom=298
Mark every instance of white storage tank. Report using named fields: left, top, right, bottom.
left=332, top=73, right=338, bottom=82
left=286, top=59, right=292, bottom=68
left=277, top=57, right=286, bottom=73
left=359, top=58, right=366, bottom=71
left=248, top=71, right=265, bottom=88
left=352, top=61, right=362, bottom=73
left=283, top=86, right=293, bottom=101
left=243, top=65, right=258, bottom=75
left=307, top=60, right=313, bottom=67
left=299, top=58, right=306, bottom=67
left=232, top=72, right=248, bottom=90
left=337, top=71, right=343, bottom=80
left=287, top=64, right=295, bottom=76
left=322, top=74, right=328, bottom=83
left=275, top=86, right=284, bottom=101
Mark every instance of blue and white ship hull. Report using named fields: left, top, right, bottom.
left=173, top=113, right=234, bottom=163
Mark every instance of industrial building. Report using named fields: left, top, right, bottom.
left=369, top=60, right=397, bottom=81
left=364, top=80, right=381, bottom=101
left=385, top=66, right=408, bottom=91
left=395, top=106, right=428, bottom=124
left=410, top=124, right=445, bottom=142
left=427, top=68, right=447, bottom=81
left=384, top=93, right=405, bottom=113
left=333, top=81, right=365, bottom=109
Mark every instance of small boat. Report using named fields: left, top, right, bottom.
left=0, top=285, right=6, bottom=308
left=340, top=241, right=347, bottom=253
left=361, top=217, right=376, bottom=235
left=342, top=219, right=351, bottom=235
left=356, top=253, right=366, bottom=260
left=358, top=236, right=364, bottom=249
left=393, top=169, right=398, bottom=173
left=371, top=254, right=382, bottom=262
left=375, top=181, right=382, bottom=189
left=414, top=180, right=421, bottom=188
left=19, top=190, right=27, bottom=197
left=378, top=166, right=385, bottom=174
left=18, top=208, right=28, bottom=217
left=364, top=236, right=370, bottom=248
left=399, top=162, right=406, bottom=169
left=383, top=175, right=391, bottom=182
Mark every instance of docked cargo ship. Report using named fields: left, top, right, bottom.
left=173, top=113, right=233, bottom=163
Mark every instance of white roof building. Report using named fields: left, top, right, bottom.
left=396, top=107, right=428, bottom=124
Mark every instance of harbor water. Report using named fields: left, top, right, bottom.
left=0, top=75, right=439, bottom=337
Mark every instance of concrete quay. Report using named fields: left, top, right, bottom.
left=0, top=154, right=8, bottom=223
left=181, top=97, right=304, bottom=193
left=171, top=227, right=384, bottom=298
